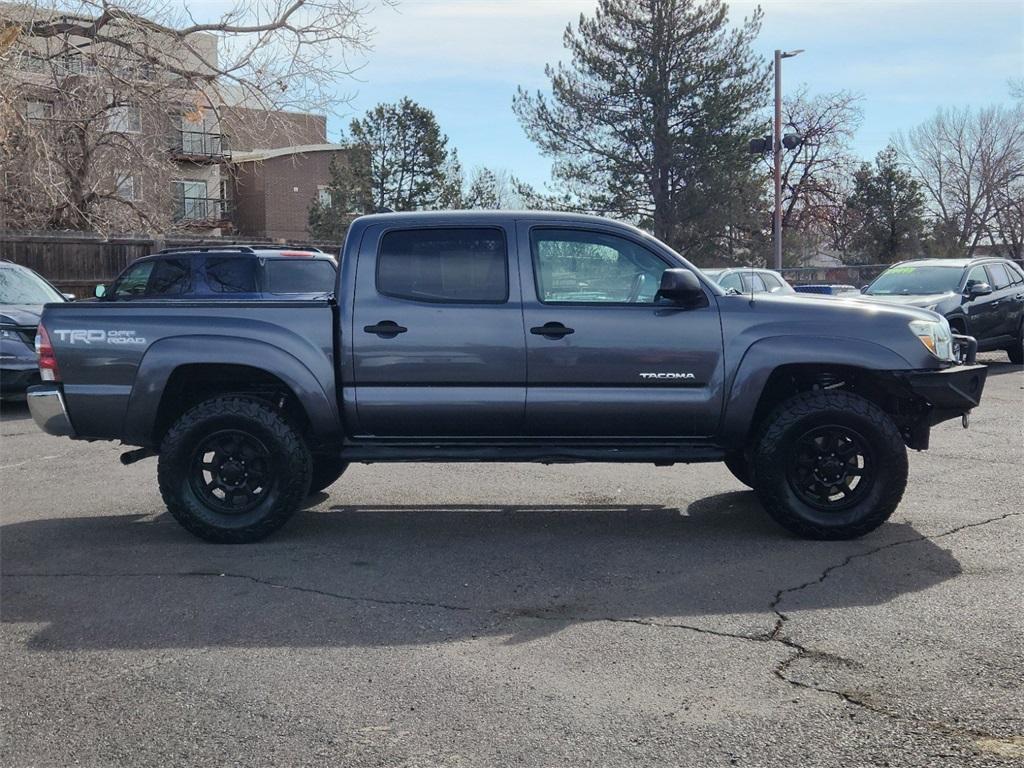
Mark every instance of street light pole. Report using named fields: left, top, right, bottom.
left=773, top=48, right=803, bottom=271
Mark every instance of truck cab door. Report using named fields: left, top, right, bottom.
left=349, top=223, right=526, bottom=437
left=517, top=222, right=725, bottom=438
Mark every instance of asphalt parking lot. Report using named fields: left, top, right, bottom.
left=1, top=355, right=1021, bottom=767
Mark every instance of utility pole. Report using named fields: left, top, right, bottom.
left=773, top=48, right=803, bottom=271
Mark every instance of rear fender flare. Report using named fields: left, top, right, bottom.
left=122, top=335, right=338, bottom=447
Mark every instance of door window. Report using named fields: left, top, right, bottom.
left=743, top=273, right=768, bottom=293
left=965, top=266, right=988, bottom=289
left=112, top=261, right=154, bottom=297
left=377, top=228, right=507, bottom=303
left=986, top=264, right=1012, bottom=290
left=531, top=229, right=667, bottom=304
left=718, top=272, right=742, bottom=292
left=146, top=258, right=191, bottom=296
left=206, top=258, right=257, bottom=293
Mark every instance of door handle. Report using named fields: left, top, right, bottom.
left=530, top=322, right=575, bottom=339
left=364, top=320, right=408, bottom=338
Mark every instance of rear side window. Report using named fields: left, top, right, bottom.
left=1006, top=262, right=1024, bottom=285
left=743, top=274, right=768, bottom=293
left=986, top=263, right=1012, bottom=290
left=147, top=258, right=191, bottom=296
left=263, top=259, right=336, bottom=294
left=377, top=228, right=507, bottom=303
left=206, top=258, right=257, bottom=293
left=761, top=273, right=784, bottom=292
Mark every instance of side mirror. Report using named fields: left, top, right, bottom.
left=656, top=269, right=705, bottom=305
left=61, top=293, right=76, bottom=301
left=860, top=285, right=869, bottom=293
left=94, top=284, right=107, bottom=298
left=966, top=282, right=992, bottom=299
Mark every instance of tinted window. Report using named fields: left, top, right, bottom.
left=113, top=262, right=154, bottom=297
left=986, top=263, right=1012, bottom=290
left=531, top=228, right=667, bottom=304
left=263, top=260, right=336, bottom=294
left=377, top=228, right=507, bottom=303
left=718, top=272, right=742, bottom=292
left=147, top=258, right=191, bottom=296
left=206, top=258, right=257, bottom=293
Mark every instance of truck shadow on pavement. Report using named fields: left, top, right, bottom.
left=1, top=491, right=963, bottom=651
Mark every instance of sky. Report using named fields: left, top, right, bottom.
left=330, top=0, right=1022, bottom=188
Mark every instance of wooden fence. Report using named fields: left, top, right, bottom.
left=0, top=231, right=340, bottom=297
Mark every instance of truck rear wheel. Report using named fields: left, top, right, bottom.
left=310, top=456, right=348, bottom=493
left=751, top=391, right=907, bottom=540
left=158, top=396, right=312, bottom=543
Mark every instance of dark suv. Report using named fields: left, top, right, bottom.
left=861, top=258, right=1024, bottom=363
left=96, top=245, right=337, bottom=301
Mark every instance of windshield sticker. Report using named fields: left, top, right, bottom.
left=885, top=266, right=917, bottom=274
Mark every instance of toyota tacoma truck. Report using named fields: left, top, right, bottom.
left=27, top=212, right=987, bottom=543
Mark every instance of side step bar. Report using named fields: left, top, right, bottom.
left=340, top=443, right=725, bottom=465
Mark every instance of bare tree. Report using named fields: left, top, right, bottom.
left=770, top=89, right=863, bottom=249
left=896, top=104, right=1024, bottom=257
left=0, top=0, right=379, bottom=232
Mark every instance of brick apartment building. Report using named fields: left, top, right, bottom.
left=1, top=2, right=344, bottom=241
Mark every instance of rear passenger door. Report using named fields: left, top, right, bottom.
left=985, top=263, right=1023, bottom=338
left=350, top=224, right=526, bottom=437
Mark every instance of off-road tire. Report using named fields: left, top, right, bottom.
left=751, top=390, right=908, bottom=540
left=1007, top=319, right=1024, bottom=364
left=158, top=396, right=312, bottom=543
left=723, top=452, right=753, bottom=488
left=310, top=456, right=348, bottom=494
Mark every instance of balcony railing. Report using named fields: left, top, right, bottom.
left=169, top=130, right=231, bottom=160
left=173, top=196, right=233, bottom=225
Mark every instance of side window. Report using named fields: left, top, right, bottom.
left=986, top=263, right=1012, bottom=290
left=263, top=260, right=336, bottom=294
left=531, top=228, right=668, bottom=304
left=206, top=258, right=257, bottom=293
left=743, top=274, right=768, bottom=293
left=761, top=273, right=784, bottom=292
left=377, top=228, right=507, bottom=303
left=113, top=262, right=155, bottom=298
left=718, top=272, right=742, bottom=292
left=1005, top=262, right=1024, bottom=285
left=146, top=258, right=191, bottom=296
left=965, top=266, right=988, bottom=289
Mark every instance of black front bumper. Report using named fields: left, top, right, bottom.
left=902, top=364, right=987, bottom=427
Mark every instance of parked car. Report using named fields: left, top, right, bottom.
left=794, top=284, right=859, bottom=297
left=0, top=260, right=67, bottom=400
left=29, top=211, right=986, bottom=543
left=95, top=244, right=337, bottom=301
left=702, top=267, right=795, bottom=295
left=860, top=258, right=1024, bottom=363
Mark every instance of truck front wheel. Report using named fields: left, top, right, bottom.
left=158, top=396, right=312, bottom=543
left=751, top=391, right=908, bottom=540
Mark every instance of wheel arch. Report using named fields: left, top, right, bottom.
left=122, top=336, right=340, bottom=448
left=720, top=336, right=917, bottom=451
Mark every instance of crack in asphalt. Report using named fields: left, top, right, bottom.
left=5, top=510, right=1020, bottom=741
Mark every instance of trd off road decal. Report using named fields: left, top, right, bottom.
left=52, top=329, right=147, bottom=345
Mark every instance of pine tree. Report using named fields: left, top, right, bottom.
left=513, top=0, right=768, bottom=259
left=847, top=146, right=925, bottom=263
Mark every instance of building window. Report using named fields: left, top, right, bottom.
left=115, top=175, right=142, bottom=201
left=317, top=186, right=332, bottom=206
left=172, top=179, right=211, bottom=221
left=107, top=104, right=142, bottom=134
left=25, top=101, right=53, bottom=121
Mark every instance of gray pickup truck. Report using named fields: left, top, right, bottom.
left=28, top=212, right=987, bottom=543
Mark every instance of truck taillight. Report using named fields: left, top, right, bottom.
left=35, top=324, right=60, bottom=382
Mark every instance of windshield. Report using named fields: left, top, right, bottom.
left=866, top=265, right=963, bottom=296
left=0, top=266, right=64, bottom=304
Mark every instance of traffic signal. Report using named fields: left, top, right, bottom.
left=748, top=136, right=771, bottom=154
left=782, top=133, right=802, bottom=150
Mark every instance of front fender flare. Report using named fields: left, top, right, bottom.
left=122, top=335, right=339, bottom=447
left=720, top=335, right=914, bottom=450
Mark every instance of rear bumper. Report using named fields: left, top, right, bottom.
left=902, top=364, right=987, bottom=426
left=26, top=384, right=76, bottom=437
left=0, top=365, right=41, bottom=399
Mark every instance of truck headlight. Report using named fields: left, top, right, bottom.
left=909, top=318, right=954, bottom=362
